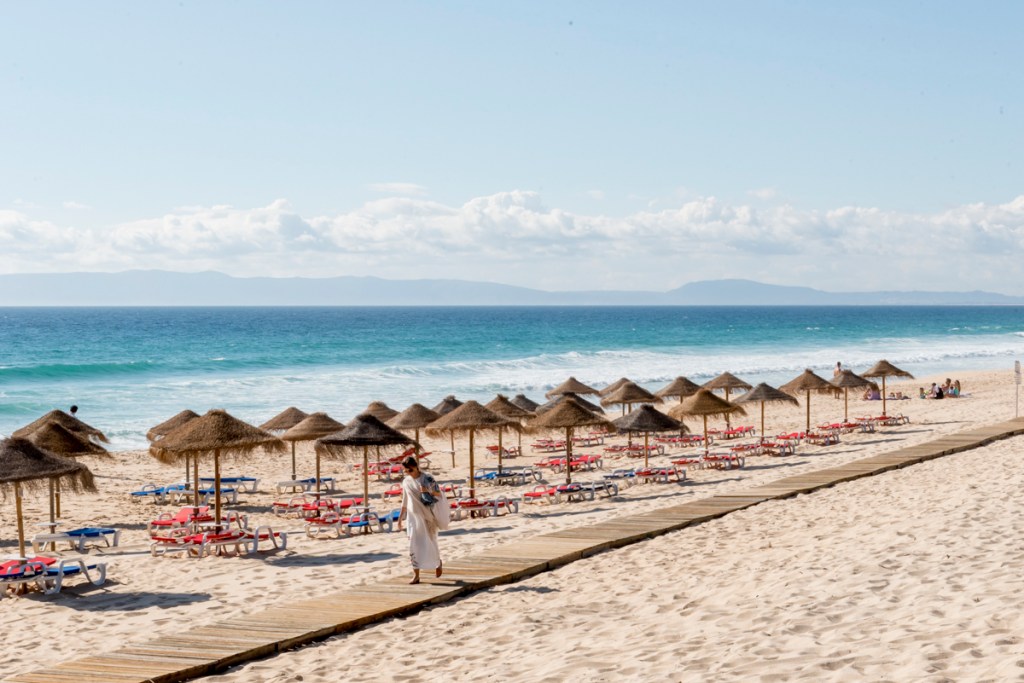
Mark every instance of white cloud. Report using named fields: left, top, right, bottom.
left=748, top=188, right=777, bottom=200
left=11, top=198, right=40, bottom=209
left=366, top=182, right=428, bottom=197
left=587, top=190, right=605, bottom=200
left=3, top=192, right=1024, bottom=294
left=62, top=200, right=92, bottom=210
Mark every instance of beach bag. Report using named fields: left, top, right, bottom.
left=431, top=488, right=451, bottom=531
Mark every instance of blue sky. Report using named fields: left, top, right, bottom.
left=2, top=2, right=1023, bottom=292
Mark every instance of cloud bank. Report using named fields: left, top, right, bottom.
left=2, top=192, right=1024, bottom=293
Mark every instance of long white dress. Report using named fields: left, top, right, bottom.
left=402, top=474, right=442, bottom=570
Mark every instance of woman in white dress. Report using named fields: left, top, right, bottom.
left=397, top=456, right=444, bottom=584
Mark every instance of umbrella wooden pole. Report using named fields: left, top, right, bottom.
left=450, top=434, right=455, bottom=468
left=414, top=429, right=421, bottom=455
left=184, top=454, right=190, bottom=487
left=214, top=449, right=222, bottom=532
left=468, top=430, right=475, bottom=499
left=703, top=416, right=709, bottom=457
left=362, top=445, right=369, bottom=509
left=881, top=377, right=888, bottom=417
left=15, top=482, right=26, bottom=559
left=55, top=479, right=62, bottom=517
left=48, top=479, right=56, bottom=526
left=725, top=389, right=731, bottom=429
left=844, top=388, right=849, bottom=422
left=760, top=402, right=765, bottom=442
left=193, top=456, right=200, bottom=511
left=497, top=428, right=503, bottom=475
left=316, top=450, right=322, bottom=495
left=644, top=432, right=649, bottom=468
left=805, top=391, right=811, bottom=432
left=565, top=427, right=573, bottom=485
left=291, top=441, right=297, bottom=480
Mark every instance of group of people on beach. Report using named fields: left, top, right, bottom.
left=920, top=378, right=962, bottom=399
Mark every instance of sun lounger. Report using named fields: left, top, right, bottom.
left=759, top=441, right=797, bottom=456
left=149, top=506, right=212, bottom=535
left=451, top=496, right=519, bottom=520
left=634, top=466, right=686, bottom=484
left=32, top=527, right=121, bottom=554
left=602, top=468, right=639, bottom=487
left=0, top=558, right=56, bottom=595
left=804, top=431, right=840, bottom=446
left=342, top=511, right=391, bottom=536
left=244, top=526, right=288, bottom=551
left=522, top=485, right=558, bottom=505
left=35, top=558, right=108, bottom=595
left=130, top=483, right=188, bottom=504
left=200, top=476, right=259, bottom=493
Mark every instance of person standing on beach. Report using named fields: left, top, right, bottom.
left=69, top=405, right=78, bottom=416
left=397, top=456, right=446, bottom=584
left=832, top=362, right=843, bottom=399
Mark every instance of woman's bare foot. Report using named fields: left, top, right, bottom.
left=410, top=570, right=420, bottom=585
left=435, top=561, right=443, bottom=578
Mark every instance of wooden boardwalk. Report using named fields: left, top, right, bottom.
left=9, top=418, right=1024, bottom=683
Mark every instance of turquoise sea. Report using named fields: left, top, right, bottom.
left=1, top=306, right=1022, bottom=450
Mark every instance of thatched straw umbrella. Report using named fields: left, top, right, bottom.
left=601, top=381, right=660, bottom=416
left=511, top=394, right=541, bottom=412
left=527, top=396, right=615, bottom=484
left=862, top=360, right=915, bottom=418
left=545, top=377, right=601, bottom=399
left=484, top=394, right=534, bottom=473
left=362, top=401, right=399, bottom=422
left=655, top=376, right=702, bottom=403
left=536, top=392, right=606, bottom=416
left=281, top=413, right=346, bottom=491
left=598, top=377, right=633, bottom=398
left=431, top=396, right=463, bottom=467
left=830, top=370, right=876, bottom=422
left=426, top=401, right=516, bottom=497
left=703, top=372, right=752, bottom=429
left=612, top=404, right=683, bottom=468
left=151, top=410, right=284, bottom=529
left=147, top=409, right=200, bottom=486
left=316, top=415, right=416, bottom=507
left=0, top=438, right=95, bottom=558
left=734, top=383, right=800, bottom=439
left=13, top=409, right=109, bottom=444
left=25, top=422, right=108, bottom=525
left=388, top=404, right=441, bottom=455
left=259, top=407, right=309, bottom=432
left=779, top=369, right=834, bottom=432
left=668, top=389, right=746, bottom=455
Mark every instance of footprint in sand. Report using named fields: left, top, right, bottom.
left=950, top=641, right=975, bottom=652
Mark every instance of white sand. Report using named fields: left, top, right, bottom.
left=1, top=368, right=1020, bottom=681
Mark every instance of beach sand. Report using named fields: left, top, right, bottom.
left=1, top=368, right=1021, bottom=681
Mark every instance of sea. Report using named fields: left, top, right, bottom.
left=1, top=306, right=1022, bottom=450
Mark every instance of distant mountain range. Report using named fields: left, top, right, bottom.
left=1, top=271, right=1022, bottom=306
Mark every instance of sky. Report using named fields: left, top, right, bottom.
left=2, top=1, right=1023, bottom=293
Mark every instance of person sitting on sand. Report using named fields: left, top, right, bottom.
left=954, top=379, right=962, bottom=397
left=397, top=456, right=446, bottom=585
left=930, top=383, right=944, bottom=399
left=919, top=387, right=927, bottom=399
left=863, top=387, right=881, bottom=400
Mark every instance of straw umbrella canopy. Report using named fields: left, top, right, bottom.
left=600, top=381, right=660, bottom=415
left=734, top=383, right=800, bottom=439
left=511, top=394, right=541, bottom=412
left=830, top=370, right=876, bottom=422
left=12, top=409, right=109, bottom=444
left=655, top=376, right=702, bottom=403
left=484, top=394, right=534, bottom=472
left=25, top=422, right=108, bottom=525
left=0, top=438, right=96, bottom=558
left=151, top=409, right=284, bottom=529
left=316, top=415, right=417, bottom=507
left=536, top=392, right=606, bottom=416
left=702, top=372, right=752, bottom=428
left=431, top=396, right=463, bottom=467
left=259, top=406, right=309, bottom=432
left=862, top=360, right=915, bottom=417
left=779, top=369, right=835, bottom=432
left=147, top=409, right=200, bottom=485
left=668, top=389, right=747, bottom=455
left=281, top=413, right=346, bottom=489
left=527, top=396, right=615, bottom=484
left=612, top=404, right=684, bottom=467
left=147, top=410, right=200, bottom=442
left=361, top=401, right=399, bottom=422
left=598, top=377, right=633, bottom=398
left=426, top=401, right=517, bottom=497
left=545, top=377, right=601, bottom=399
left=387, top=404, right=441, bottom=454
